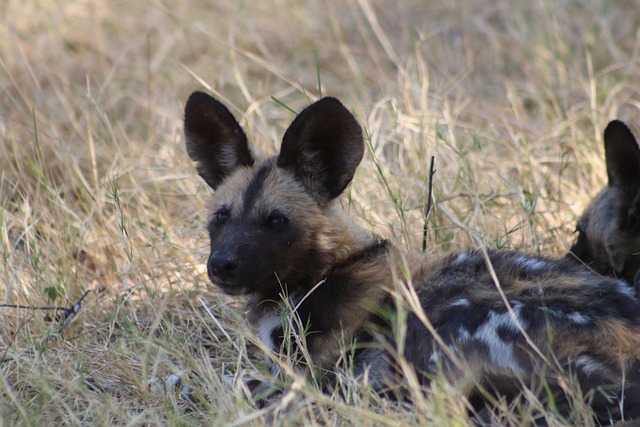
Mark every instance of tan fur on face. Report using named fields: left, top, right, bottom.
left=210, top=157, right=371, bottom=272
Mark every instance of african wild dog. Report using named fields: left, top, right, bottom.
left=568, top=120, right=640, bottom=287
left=185, top=92, right=640, bottom=422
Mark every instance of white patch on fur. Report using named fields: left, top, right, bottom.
left=428, top=351, right=441, bottom=365
left=452, top=252, right=470, bottom=266
left=515, top=255, right=547, bottom=271
left=255, top=310, right=282, bottom=352
left=567, top=311, right=590, bottom=325
left=450, top=298, right=471, bottom=308
left=538, top=306, right=568, bottom=321
left=457, top=326, right=471, bottom=341
left=472, top=305, right=523, bottom=373
left=538, top=306, right=590, bottom=325
left=613, top=280, right=635, bottom=299
left=574, top=354, right=606, bottom=377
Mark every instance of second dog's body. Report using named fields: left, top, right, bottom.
left=185, top=92, right=640, bottom=421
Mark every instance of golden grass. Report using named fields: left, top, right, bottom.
left=1, top=0, right=639, bottom=425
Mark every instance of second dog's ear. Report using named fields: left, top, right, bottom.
left=277, top=97, right=364, bottom=201
left=184, top=92, right=254, bottom=190
left=604, top=120, right=640, bottom=230
left=604, top=120, right=640, bottom=191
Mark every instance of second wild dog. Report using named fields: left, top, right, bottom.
left=568, top=120, right=640, bottom=286
left=184, top=92, right=640, bottom=422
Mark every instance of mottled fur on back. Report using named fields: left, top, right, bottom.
left=569, top=120, right=640, bottom=285
left=185, top=92, right=640, bottom=423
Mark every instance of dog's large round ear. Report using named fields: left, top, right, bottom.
left=277, top=97, right=364, bottom=201
left=604, top=120, right=640, bottom=191
left=184, top=92, right=254, bottom=189
left=604, top=120, right=640, bottom=231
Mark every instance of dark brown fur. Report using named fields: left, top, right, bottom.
left=568, top=120, right=640, bottom=286
left=185, top=92, right=640, bottom=423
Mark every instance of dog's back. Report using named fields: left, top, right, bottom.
left=408, top=249, right=640, bottom=418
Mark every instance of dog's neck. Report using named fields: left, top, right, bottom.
left=243, top=210, right=393, bottom=367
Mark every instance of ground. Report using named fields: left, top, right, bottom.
left=1, top=0, right=639, bottom=425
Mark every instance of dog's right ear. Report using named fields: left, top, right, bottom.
left=184, top=91, right=254, bottom=189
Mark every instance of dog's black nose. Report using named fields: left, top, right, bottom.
left=208, top=251, right=239, bottom=279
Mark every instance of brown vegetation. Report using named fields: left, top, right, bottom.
left=1, top=0, right=639, bottom=425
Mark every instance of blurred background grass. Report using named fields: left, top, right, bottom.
left=1, top=0, right=639, bottom=425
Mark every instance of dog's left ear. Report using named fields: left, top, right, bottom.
left=277, top=97, right=364, bottom=201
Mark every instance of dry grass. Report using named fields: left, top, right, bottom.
left=1, top=0, right=639, bottom=425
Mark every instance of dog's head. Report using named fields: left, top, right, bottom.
left=568, top=120, right=640, bottom=283
left=184, top=92, right=364, bottom=296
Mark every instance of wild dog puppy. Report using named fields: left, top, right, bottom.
left=568, top=120, right=640, bottom=286
left=185, top=92, right=640, bottom=422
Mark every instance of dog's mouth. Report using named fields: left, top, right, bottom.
left=214, top=281, right=248, bottom=296
left=207, top=265, right=280, bottom=297
left=207, top=272, right=248, bottom=296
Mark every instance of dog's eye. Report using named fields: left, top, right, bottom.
left=214, top=209, right=230, bottom=225
left=266, top=212, right=289, bottom=230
